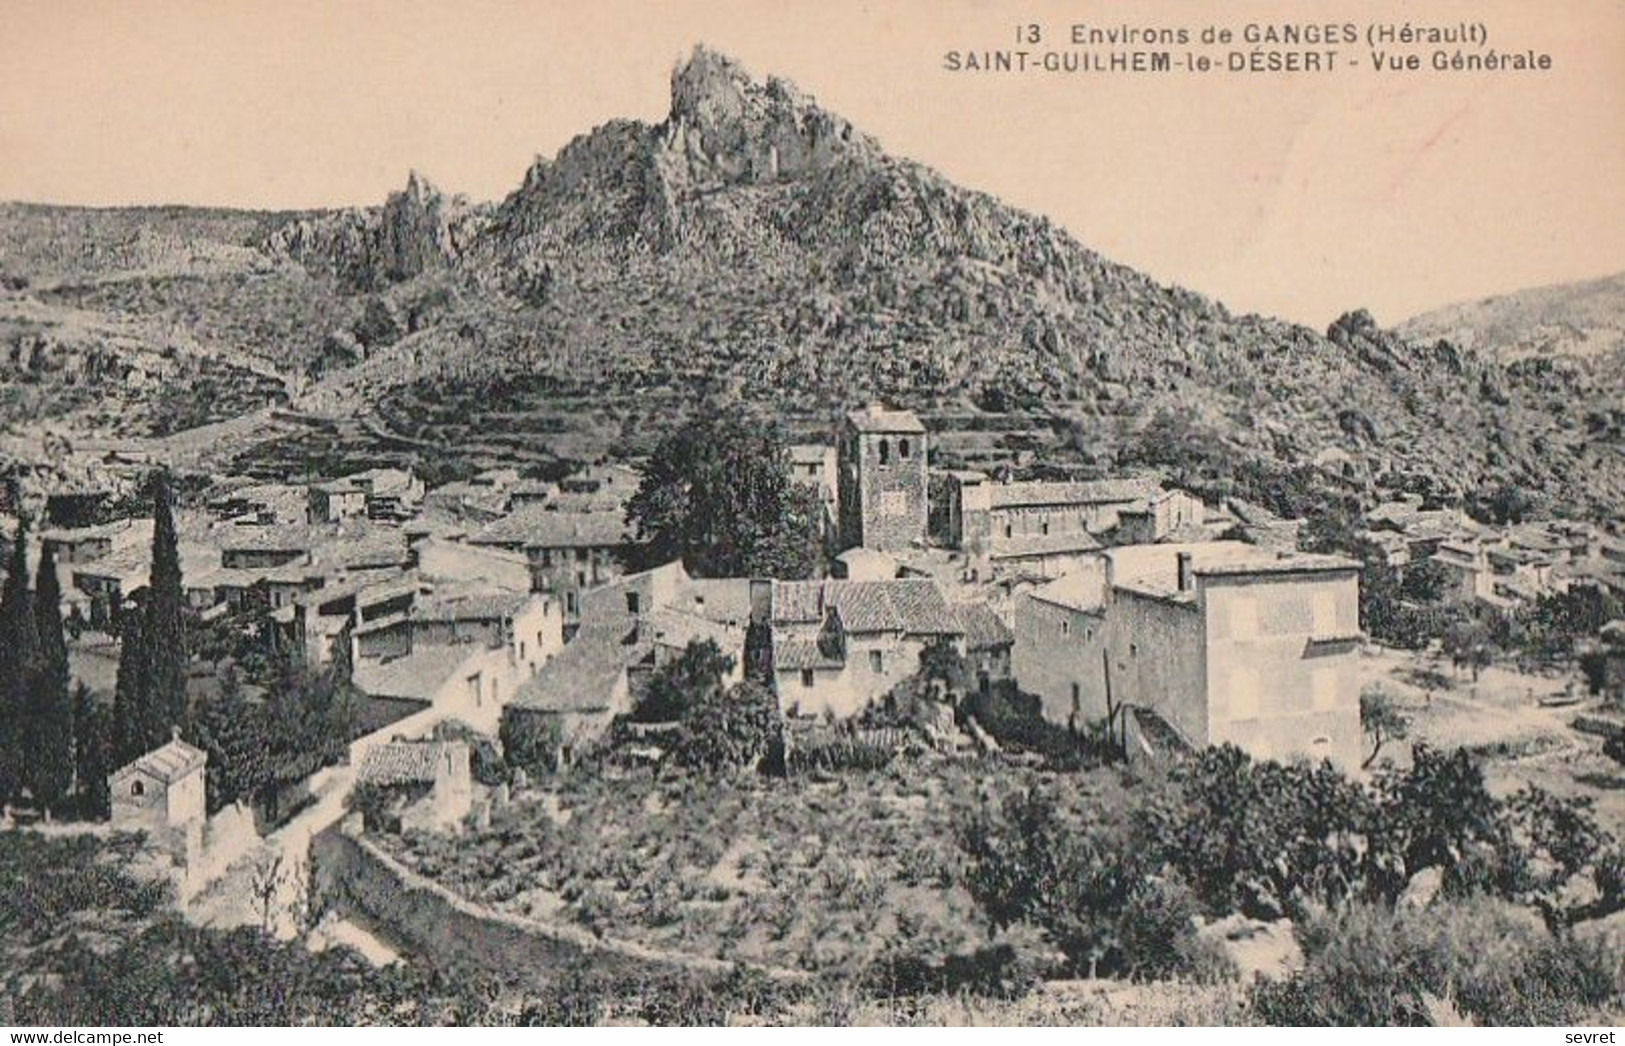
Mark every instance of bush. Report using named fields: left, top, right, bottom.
left=958, top=777, right=1216, bottom=980
left=960, top=684, right=1115, bottom=770
left=499, top=711, right=564, bottom=775
left=1248, top=898, right=1622, bottom=1026
left=1143, top=745, right=1374, bottom=919
left=862, top=937, right=1047, bottom=1001
left=669, top=679, right=783, bottom=774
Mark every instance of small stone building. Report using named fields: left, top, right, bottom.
left=108, top=734, right=207, bottom=850
left=355, top=740, right=473, bottom=832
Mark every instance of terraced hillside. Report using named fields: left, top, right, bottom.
left=2, top=46, right=1620, bottom=518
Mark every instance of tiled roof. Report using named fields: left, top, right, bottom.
left=990, top=531, right=1103, bottom=558
left=113, top=737, right=206, bottom=784
left=509, top=624, right=643, bottom=713
left=412, top=588, right=534, bottom=622
left=771, top=579, right=961, bottom=635
left=955, top=603, right=1013, bottom=650
left=220, top=525, right=315, bottom=553
left=353, top=645, right=483, bottom=703
left=470, top=507, right=631, bottom=549
left=1030, top=571, right=1107, bottom=613
left=774, top=637, right=843, bottom=671
left=642, top=608, right=741, bottom=652
left=989, top=479, right=1159, bottom=510
left=42, top=518, right=153, bottom=545
left=356, top=741, right=464, bottom=786
left=846, top=406, right=925, bottom=434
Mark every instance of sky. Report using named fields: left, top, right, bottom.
left=1, top=0, right=1621, bottom=327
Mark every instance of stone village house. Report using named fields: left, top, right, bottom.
left=1013, top=541, right=1365, bottom=770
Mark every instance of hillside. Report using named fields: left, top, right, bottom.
left=1, top=46, right=1620, bottom=518
left=1400, top=273, right=1625, bottom=363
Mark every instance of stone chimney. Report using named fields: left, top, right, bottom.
left=1176, top=552, right=1194, bottom=593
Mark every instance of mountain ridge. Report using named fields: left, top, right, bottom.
left=1, top=45, right=1620, bottom=519
left=1399, top=271, right=1625, bottom=363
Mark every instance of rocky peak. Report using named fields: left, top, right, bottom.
left=658, top=44, right=875, bottom=188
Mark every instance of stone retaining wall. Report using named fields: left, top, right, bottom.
left=313, top=821, right=800, bottom=985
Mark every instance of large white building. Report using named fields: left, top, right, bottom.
left=1013, top=542, right=1365, bottom=770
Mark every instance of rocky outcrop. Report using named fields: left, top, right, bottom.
left=263, top=171, right=485, bottom=289
left=659, top=45, right=876, bottom=189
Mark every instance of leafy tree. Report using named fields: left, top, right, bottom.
left=26, top=543, right=73, bottom=815
left=670, top=679, right=783, bottom=774
left=1369, top=745, right=1523, bottom=903
left=958, top=780, right=1217, bottom=980
left=633, top=639, right=734, bottom=723
left=1360, top=685, right=1410, bottom=770
left=1502, top=786, right=1625, bottom=928
left=252, top=661, right=360, bottom=823
left=1399, top=558, right=1450, bottom=605
left=917, top=636, right=975, bottom=704
left=1444, top=614, right=1495, bottom=681
left=1468, top=483, right=1547, bottom=526
left=193, top=663, right=273, bottom=813
left=1143, top=745, right=1374, bottom=919
left=0, top=524, right=38, bottom=806
left=627, top=408, right=824, bottom=579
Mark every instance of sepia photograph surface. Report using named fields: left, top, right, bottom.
left=0, top=0, right=1622, bottom=1029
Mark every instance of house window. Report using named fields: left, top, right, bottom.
left=1061, top=618, right=1070, bottom=636
left=1005, top=524, right=1013, bottom=539
left=869, top=650, right=884, bottom=674
left=899, top=439, right=911, bottom=459
left=801, top=669, right=815, bottom=688
left=626, top=592, right=641, bottom=615
left=566, top=591, right=579, bottom=615
left=130, top=779, right=145, bottom=797
left=1070, top=682, right=1081, bottom=714
left=520, top=641, right=527, bottom=660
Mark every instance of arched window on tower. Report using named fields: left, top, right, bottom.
left=878, top=439, right=890, bottom=464
left=899, top=439, right=911, bottom=459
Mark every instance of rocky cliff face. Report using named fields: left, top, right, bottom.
left=264, top=171, right=485, bottom=289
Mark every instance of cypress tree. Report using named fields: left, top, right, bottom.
left=141, top=471, right=188, bottom=750
left=111, top=603, right=146, bottom=765
left=0, top=525, right=38, bottom=806
left=28, top=542, right=74, bottom=816
left=72, top=681, right=108, bottom=818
